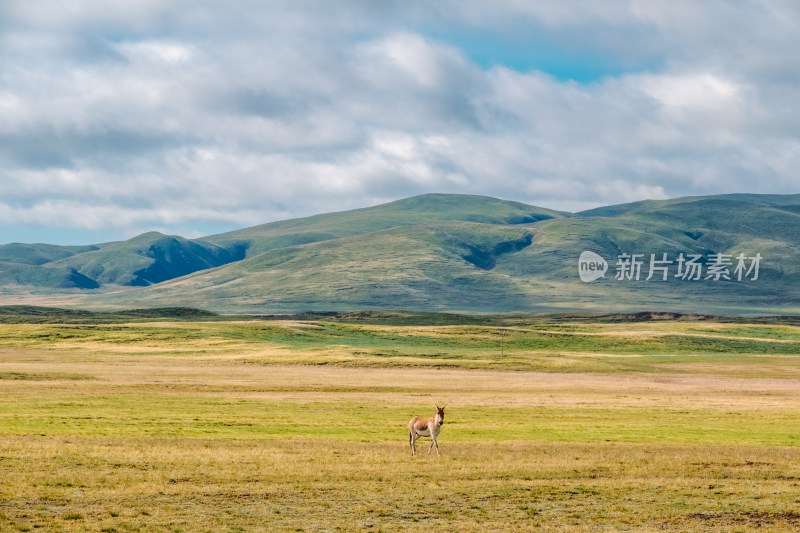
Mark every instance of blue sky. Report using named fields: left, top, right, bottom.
left=0, top=1, right=798, bottom=245
left=422, top=20, right=661, bottom=82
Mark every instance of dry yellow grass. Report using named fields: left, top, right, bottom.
left=3, top=436, right=799, bottom=532
left=0, top=320, right=799, bottom=531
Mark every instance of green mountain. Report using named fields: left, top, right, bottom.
left=0, top=193, right=797, bottom=314
left=202, top=193, right=564, bottom=258
left=0, top=243, right=100, bottom=265
left=48, top=232, right=237, bottom=286
left=97, top=221, right=539, bottom=312
left=0, top=262, right=98, bottom=289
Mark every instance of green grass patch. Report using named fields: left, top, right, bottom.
left=0, top=318, right=799, bottom=374
left=0, top=372, right=93, bottom=381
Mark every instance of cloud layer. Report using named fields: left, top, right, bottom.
left=1, top=1, right=798, bottom=243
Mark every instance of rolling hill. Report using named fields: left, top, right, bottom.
left=48, top=232, right=237, bottom=286
left=200, top=193, right=564, bottom=258
left=0, top=193, right=797, bottom=314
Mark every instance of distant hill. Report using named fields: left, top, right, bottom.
left=201, top=193, right=564, bottom=258
left=48, top=232, right=237, bottom=286
left=0, top=243, right=99, bottom=265
left=0, top=262, right=98, bottom=289
left=0, top=193, right=797, bottom=314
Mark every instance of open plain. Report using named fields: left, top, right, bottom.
left=1, top=315, right=799, bottom=531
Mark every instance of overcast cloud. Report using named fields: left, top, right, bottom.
left=1, top=0, right=798, bottom=244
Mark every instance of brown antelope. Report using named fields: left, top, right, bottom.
left=408, top=405, right=445, bottom=456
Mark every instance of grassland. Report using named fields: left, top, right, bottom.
left=1, top=315, right=799, bottom=531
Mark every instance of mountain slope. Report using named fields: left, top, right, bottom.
left=493, top=205, right=796, bottom=312
left=577, top=193, right=800, bottom=218
left=0, top=193, right=797, bottom=314
left=0, top=262, right=99, bottom=289
left=92, top=194, right=800, bottom=314
left=0, top=243, right=100, bottom=266
left=0, top=194, right=561, bottom=292
left=201, top=193, right=565, bottom=258
left=50, top=232, right=238, bottom=286
left=94, top=222, right=538, bottom=312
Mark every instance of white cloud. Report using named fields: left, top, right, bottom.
left=636, top=73, right=742, bottom=112
left=0, top=0, right=798, bottom=243
left=114, top=41, right=195, bottom=64
left=356, top=33, right=468, bottom=90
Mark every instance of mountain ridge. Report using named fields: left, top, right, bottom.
left=0, top=192, right=797, bottom=314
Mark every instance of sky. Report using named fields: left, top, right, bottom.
left=1, top=0, right=799, bottom=245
